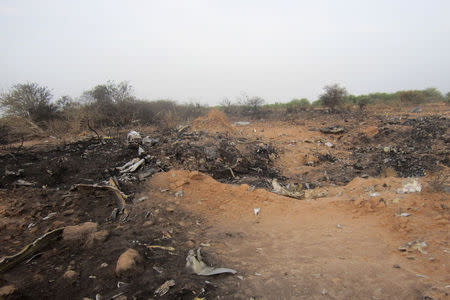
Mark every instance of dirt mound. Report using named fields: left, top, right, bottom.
left=192, top=109, right=235, bottom=134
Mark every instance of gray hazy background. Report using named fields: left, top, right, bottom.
left=1, top=0, right=449, bottom=104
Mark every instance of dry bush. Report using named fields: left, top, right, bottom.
left=42, top=119, right=72, bottom=138
left=428, top=171, right=450, bottom=193
left=157, top=110, right=179, bottom=131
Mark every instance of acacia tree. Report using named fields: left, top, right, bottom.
left=246, top=96, right=265, bottom=114
left=0, top=83, right=56, bottom=122
left=319, top=84, right=348, bottom=111
left=81, top=81, right=136, bottom=127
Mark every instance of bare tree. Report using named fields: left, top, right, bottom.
left=319, top=84, right=348, bottom=111
left=0, top=83, right=57, bottom=122
left=220, top=97, right=232, bottom=113
left=246, top=96, right=265, bottom=114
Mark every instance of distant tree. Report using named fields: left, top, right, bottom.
left=319, top=84, right=348, bottom=111
left=56, top=95, right=76, bottom=111
left=446, top=92, right=450, bottom=103
left=246, top=96, right=265, bottom=114
left=286, top=98, right=310, bottom=113
left=82, top=81, right=136, bottom=127
left=422, top=87, right=444, bottom=102
left=0, top=83, right=57, bottom=122
left=399, top=90, right=426, bottom=104
left=83, top=81, right=134, bottom=104
left=220, top=97, right=232, bottom=113
left=358, top=97, right=370, bottom=111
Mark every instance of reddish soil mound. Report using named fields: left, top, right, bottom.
left=192, top=109, right=235, bottom=134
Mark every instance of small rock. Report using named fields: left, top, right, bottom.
left=166, top=206, right=175, bottom=212
left=393, top=264, right=400, bottom=269
left=0, top=284, right=17, bottom=297
left=134, top=196, right=148, bottom=203
left=143, top=220, right=154, bottom=227
left=185, top=240, right=195, bottom=248
left=63, top=269, right=78, bottom=281
left=85, top=230, right=109, bottom=247
left=100, top=263, right=108, bottom=268
left=321, top=288, right=328, bottom=295
left=337, top=224, right=343, bottom=229
left=63, top=222, right=98, bottom=241
left=63, top=209, right=74, bottom=216
left=115, top=248, right=142, bottom=276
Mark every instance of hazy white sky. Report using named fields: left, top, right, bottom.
left=1, top=0, right=449, bottom=104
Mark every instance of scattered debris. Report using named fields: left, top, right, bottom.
left=13, top=179, right=35, bottom=186
left=147, top=245, right=175, bottom=251
left=398, top=240, right=428, bottom=254
left=253, top=208, right=260, bottom=216
left=325, top=142, right=334, bottom=148
left=369, top=192, right=381, bottom=197
left=4, top=169, right=24, bottom=176
left=410, top=106, right=422, bottom=113
left=126, top=131, right=142, bottom=148
left=397, top=178, right=422, bottom=194
left=142, top=136, right=159, bottom=147
left=186, top=248, right=237, bottom=276
left=398, top=213, right=411, bottom=217
left=175, top=190, right=184, bottom=197
left=337, top=224, right=343, bottom=229
left=272, top=179, right=304, bottom=199
left=134, top=196, right=148, bottom=203
left=138, top=168, right=156, bottom=181
left=155, top=279, right=175, bottom=296
left=320, top=126, right=345, bottom=134
left=233, top=121, right=250, bottom=126
left=138, top=146, right=145, bottom=156
left=119, top=158, right=145, bottom=174
left=42, top=212, right=57, bottom=220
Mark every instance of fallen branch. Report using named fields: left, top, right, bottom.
left=0, top=228, right=64, bottom=273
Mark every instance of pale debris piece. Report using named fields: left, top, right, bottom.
left=186, top=248, right=237, bottom=276
left=127, top=131, right=141, bottom=142
left=154, top=279, right=175, bottom=296
left=397, top=178, right=422, bottom=194
left=119, top=158, right=145, bottom=174
left=254, top=208, right=260, bottom=216
left=272, top=179, right=304, bottom=200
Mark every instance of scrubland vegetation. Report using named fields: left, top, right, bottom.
left=0, top=81, right=448, bottom=144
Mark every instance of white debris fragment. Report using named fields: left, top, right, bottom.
left=254, top=208, right=260, bottom=216
left=186, top=248, right=237, bottom=276
left=138, top=146, right=145, bottom=156
left=43, top=212, right=57, bottom=220
left=397, top=178, right=422, bottom=194
left=127, top=131, right=141, bottom=142
left=233, top=121, right=250, bottom=126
